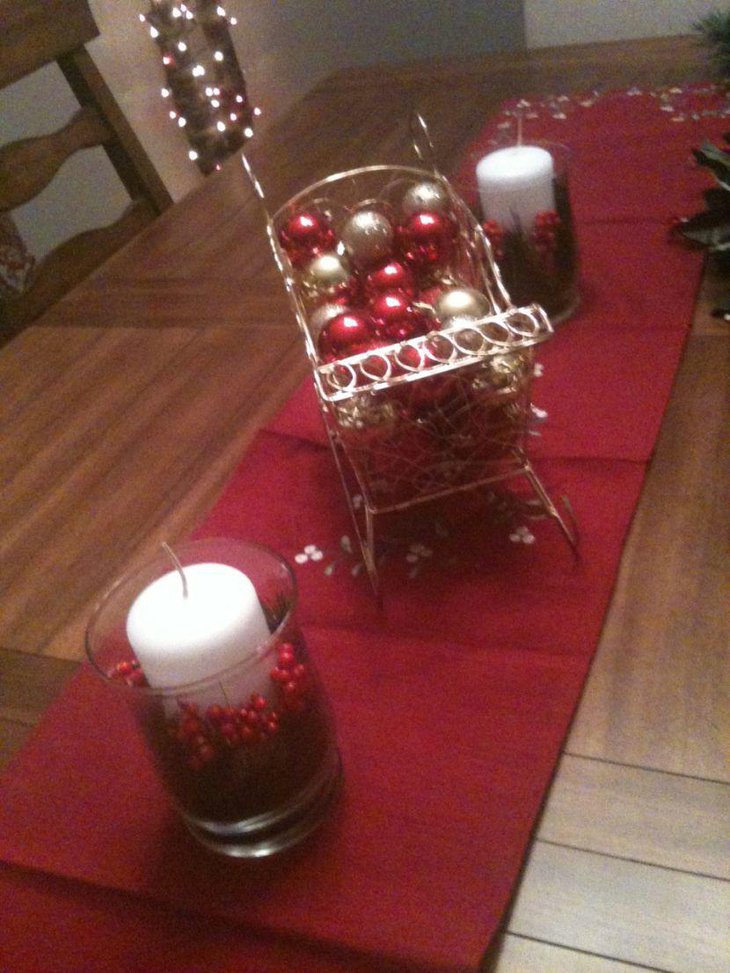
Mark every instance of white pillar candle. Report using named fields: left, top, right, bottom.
left=476, top=145, right=555, bottom=231
left=126, top=562, right=271, bottom=689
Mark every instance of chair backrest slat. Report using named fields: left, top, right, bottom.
left=0, top=0, right=172, bottom=338
left=0, top=107, right=110, bottom=210
left=0, top=0, right=99, bottom=87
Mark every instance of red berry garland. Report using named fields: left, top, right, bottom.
left=111, top=659, right=147, bottom=687
left=531, top=210, right=561, bottom=255
left=482, top=219, right=505, bottom=261
left=115, top=642, right=312, bottom=772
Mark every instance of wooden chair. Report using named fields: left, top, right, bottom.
left=0, top=0, right=172, bottom=336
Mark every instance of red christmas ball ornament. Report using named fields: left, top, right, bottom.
left=278, top=209, right=335, bottom=267
left=417, top=281, right=449, bottom=310
left=308, top=301, right=351, bottom=339
left=317, top=310, right=375, bottom=360
left=368, top=290, right=431, bottom=342
left=363, top=259, right=416, bottom=300
left=396, top=210, right=458, bottom=273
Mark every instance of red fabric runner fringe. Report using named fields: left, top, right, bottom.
left=0, top=84, right=723, bottom=973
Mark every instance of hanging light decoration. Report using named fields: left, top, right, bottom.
left=140, top=1, right=259, bottom=175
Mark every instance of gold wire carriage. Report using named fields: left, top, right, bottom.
left=241, top=123, right=577, bottom=591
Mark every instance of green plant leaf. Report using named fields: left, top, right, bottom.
left=693, top=142, right=730, bottom=190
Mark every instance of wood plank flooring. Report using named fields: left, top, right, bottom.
left=489, top=263, right=730, bottom=972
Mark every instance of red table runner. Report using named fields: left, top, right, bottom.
left=0, top=83, right=724, bottom=973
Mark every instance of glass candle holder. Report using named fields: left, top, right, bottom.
left=86, top=537, right=341, bottom=858
left=467, top=141, right=580, bottom=324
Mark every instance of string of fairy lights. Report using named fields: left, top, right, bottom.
left=139, top=0, right=260, bottom=174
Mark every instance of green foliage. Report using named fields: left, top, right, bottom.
left=695, top=9, right=730, bottom=77
left=679, top=139, right=730, bottom=254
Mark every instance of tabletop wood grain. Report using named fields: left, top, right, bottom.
left=0, top=35, right=727, bottom=973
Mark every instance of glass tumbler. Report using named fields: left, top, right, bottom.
left=86, top=537, right=341, bottom=858
left=466, top=141, right=580, bottom=323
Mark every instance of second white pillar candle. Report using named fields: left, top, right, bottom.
left=476, top=144, right=555, bottom=232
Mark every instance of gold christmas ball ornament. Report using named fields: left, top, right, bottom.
left=341, top=210, right=394, bottom=267
left=335, top=394, right=399, bottom=442
left=300, top=251, right=358, bottom=303
left=484, top=354, right=524, bottom=391
left=434, top=286, right=491, bottom=323
left=401, top=180, right=450, bottom=216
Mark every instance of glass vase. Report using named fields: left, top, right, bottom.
left=86, top=537, right=341, bottom=858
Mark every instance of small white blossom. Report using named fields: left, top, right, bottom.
left=295, top=544, right=323, bottom=564
left=509, top=525, right=536, bottom=545
left=406, top=542, right=433, bottom=565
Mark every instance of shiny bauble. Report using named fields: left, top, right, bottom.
left=341, top=209, right=394, bottom=267
left=368, top=290, right=432, bottom=343
left=335, top=395, right=399, bottom=444
left=363, top=259, right=416, bottom=300
left=301, top=252, right=359, bottom=305
left=277, top=209, right=335, bottom=267
left=434, top=285, right=491, bottom=324
left=485, top=354, right=525, bottom=391
left=308, top=302, right=350, bottom=339
left=395, top=211, right=459, bottom=273
left=416, top=281, right=449, bottom=312
left=317, top=310, right=375, bottom=360
left=401, top=180, right=450, bottom=216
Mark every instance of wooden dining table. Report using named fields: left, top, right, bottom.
left=0, top=34, right=727, bottom=972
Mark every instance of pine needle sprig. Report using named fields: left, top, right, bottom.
left=695, top=10, right=730, bottom=77
left=677, top=138, right=730, bottom=259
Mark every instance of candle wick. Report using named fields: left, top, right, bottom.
left=161, top=542, right=188, bottom=599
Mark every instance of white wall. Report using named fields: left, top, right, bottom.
left=525, top=0, right=713, bottom=48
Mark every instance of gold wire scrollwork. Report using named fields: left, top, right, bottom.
left=241, top=117, right=578, bottom=592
